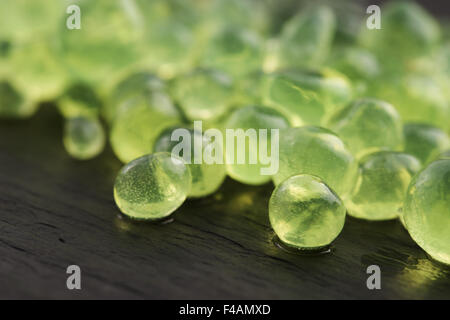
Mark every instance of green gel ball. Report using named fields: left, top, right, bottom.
left=347, top=151, right=421, bottom=221
left=404, top=159, right=450, bottom=265
left=403, top=123, right=450, bottom=165
left=224, top=106, right=290, bottom=185
left=201, top=26, right=263, bottom=77
left=262, top=69, right=352, bottom=126
left=63, top=117, right=105, bottom=160
left=58, top=83, right=102, bottom=119
left=277, top=5, right=336, bottom=69
left=114, top=152, right=191, bottom=220
left=170, top=69, right=234, bottom=121
left=327, top=98, right=403, bottom=158
left=0, top=81, right=33, bottom=118
left=274, top=126, right=357, bottom=199
left=269, top=174, right=346, bottom=249
left=59, top=0, right=144, bottom=85
left=104, top=72, right=170, bottom=124
left=154, top=127, right=226, bottom=198
left=110, top=95, right=181, bottom=163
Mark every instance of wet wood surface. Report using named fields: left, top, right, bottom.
left=0, top=105, right=449, bottom=299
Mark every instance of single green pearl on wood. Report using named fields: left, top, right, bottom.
left=170, top=69, right=234, bottom=122
left=154, top=127, right=226, bottom=198
left=269, top=174, right=346, bottom=250
left=404, top=159, right=450, bottom=265
left=347, top=151, right=421, bottom=221
left=110, top=93, right=181, bottom=163
left=224, top=105, right=290, bottom=185
left=403, top=123, right=450, bottom=165
left=327, top=98, right=403, bottom=158
left=262, top=69, right=353, bottom=126
left=114, top=152, right=191, bottom=220
left=273, top=126, right=358, bottom=200
left=63, top=117, right=105, bottom=160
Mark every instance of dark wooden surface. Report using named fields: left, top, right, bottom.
left=0, top=105, right=449, bottom=299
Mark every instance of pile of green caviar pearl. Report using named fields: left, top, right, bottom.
left=1, top=1, right=450, bottom=263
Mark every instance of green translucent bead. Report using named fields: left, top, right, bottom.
left=63, top=117, right=105, bottom=160
left=404, top=159, right=450, bottom=265
left=170, top=69, right=234, bottom=122
left=114, top=152, right=191, bottom=220
left=273, top=126, right=357, bottom=200
left=262, top=69, right=353, bottom=126
left=154, top=127, right=226, bottom=197
left=277, top=6, right=336, bottom=69
left=104, top=72, right=170, bottom=124
left=403, top=123, right=450, bottom=165
left=110, top=95, right=181, bottom=163
left=59, top=0, right=144, bottom=85
left=269, top=174, right=346, bottom=249
left=224, top=106, right=290, bottom=185
left=58, top=83, right=102, bottom=119
left=360, top=1, right=441, bottom=66
left=347, top=151, right=421, bottom=221
left=201, top=26, right=263, bottom=77
left=327, top=98, right=403, bottom=158
left=234, top=71, right=264, bottom=106
left=437, top=150, right=450, bottom=160
left=0, top=81, right=32, bottom=119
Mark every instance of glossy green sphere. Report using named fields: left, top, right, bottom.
left=63, top=117, right=105, bottom=160
left=347, top=151, right=421, bottom=220
left=262, top=69, right=353, bottom=126
left=110, top=95, right=181, bottom=163
left=273, top=126, right=357, bottom=200
left=327, top=98, right=403, bottom=158
left=114, top=153, right=191, bottom=220
left=224, top=105, right=290, bottom=185
left=404, top=159, right=450, bottom=265
left=403, top=123, right=450, bottom=165
left=58, top=83, right=101, bottom=119
left=170, top=69, right=234, bottom=121
left=269, top=174, right=346, bottom=249
left=154, top=127, right=226, bottom=197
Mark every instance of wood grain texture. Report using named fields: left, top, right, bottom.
left=0, top=105, right=449, bottom=299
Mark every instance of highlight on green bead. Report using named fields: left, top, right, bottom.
left=58, top=83, right=102, bottom=119
left=273, top=126, right=358, bottom=200
left=269, top=174, right=346, bottom=250
left=63, top=117, right=105, bottom=160
left=154, top=126, right=226, bottom=198
left=404, top=159, right=450, bottom=265
left=110, top=93, right=181, bottom=163
left=170, top=69, right=235, bottom=122
left=327, top=98, right=403, bottom=158
left=403, top=123, right=450, bottom=165
left=262, top=69, right=353, bottom=126
left=114, top=152, right=191, bottom=221
left=224, top=105, right=290, bottom=185
left=347, top=151, right=421, bottom=221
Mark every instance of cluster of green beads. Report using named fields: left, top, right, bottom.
left=1, top=1, right=450, bottom=264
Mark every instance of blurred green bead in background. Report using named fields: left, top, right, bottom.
left=404, top=159, right=450, bottom=265
left=277, top=5, right=336, bottom=69
left=327, top=98, right=403, bottom=158
left=170, top=69, right=235, bottom=122
left=58, top=83, right=102, bottom=119
left=262, top=69, right=353, bottom=126
left=437, top=150, right=450, bottom=160
left=0, top=81, right=32, bottom=119
left=114, top=153, right=191, bottom=220
left=403, top=123, right=450, bottom=165
left=273, top=126, right=357, bottom=200
left=224, top=105, right=290, bottom=185
left=110, top=94, right=181, bottom=163
left=63, top=117, right=105, bottom=160
left=347, top=151, right=421, bottom=221
left=269, top=174, right=346, bottom=250
left=154, top=127, right=226, bottom=198
left=104, top=72, right=171, bottom=124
